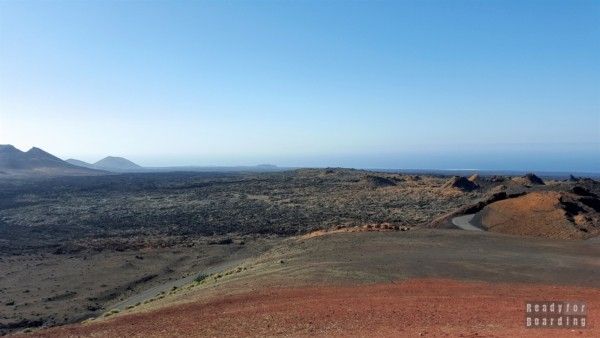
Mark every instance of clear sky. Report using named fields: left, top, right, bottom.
left=1, top=0, right=599, bottom=171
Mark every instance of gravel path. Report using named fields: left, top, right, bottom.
left=451, top=214, right=483, bottom=231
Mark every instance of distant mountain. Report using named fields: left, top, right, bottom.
left=93, top=156, right=142, bottom=171
left=67, top=156, right=143, bottom=172
left=0, top=145, right=70, bottom=170
left=0, top=144, right=28, bottom=169
left=4, top=146, right=284, bottom=175
left=0, top=145, right=104, bottom=177
left=66, top=158, right=96, bottom=169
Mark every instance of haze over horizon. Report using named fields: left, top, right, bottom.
left=1, top=1, right=599, bottom=171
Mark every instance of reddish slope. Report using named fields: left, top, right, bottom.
left=24, top=279, right=599, bottom=337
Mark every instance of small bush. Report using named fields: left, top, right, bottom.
left=194, top=274, right=208, bottom=283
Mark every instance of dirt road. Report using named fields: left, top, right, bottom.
left=451, top=213, right=482, bottom=231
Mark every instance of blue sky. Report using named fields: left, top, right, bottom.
left=0, top=0, right=598, bottom=171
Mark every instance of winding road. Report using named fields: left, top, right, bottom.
left=451, top=214, right=483, bottom=231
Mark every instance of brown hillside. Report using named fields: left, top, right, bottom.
left=511, top=173, right=545, bottom=186
left=480, top=191, right=600, bottom=240
left=467, top=173, right=479, bottom=182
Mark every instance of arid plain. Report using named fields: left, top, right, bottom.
left=1, top=162, right=599, bottom=336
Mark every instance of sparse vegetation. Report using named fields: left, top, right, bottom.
left=0, top=169, right=484, bottom=254
left=194, top=274, right=208, bottom=283
left=103, top=309, right=120, bottom=317
left=1, top=169, right=597, bottom=335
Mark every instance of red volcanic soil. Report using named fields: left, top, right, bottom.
left=26, top=278, right=599, bottom=337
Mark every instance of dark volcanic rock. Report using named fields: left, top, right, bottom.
left=523, top=173, right=544, bottom=185
left=580, top=197, right=600, bottom=212
left=572, top=186, right=597, bottom=197
left=363, top=175, right=397, bottom=188
left=442, top=176, right=479, bottom=192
